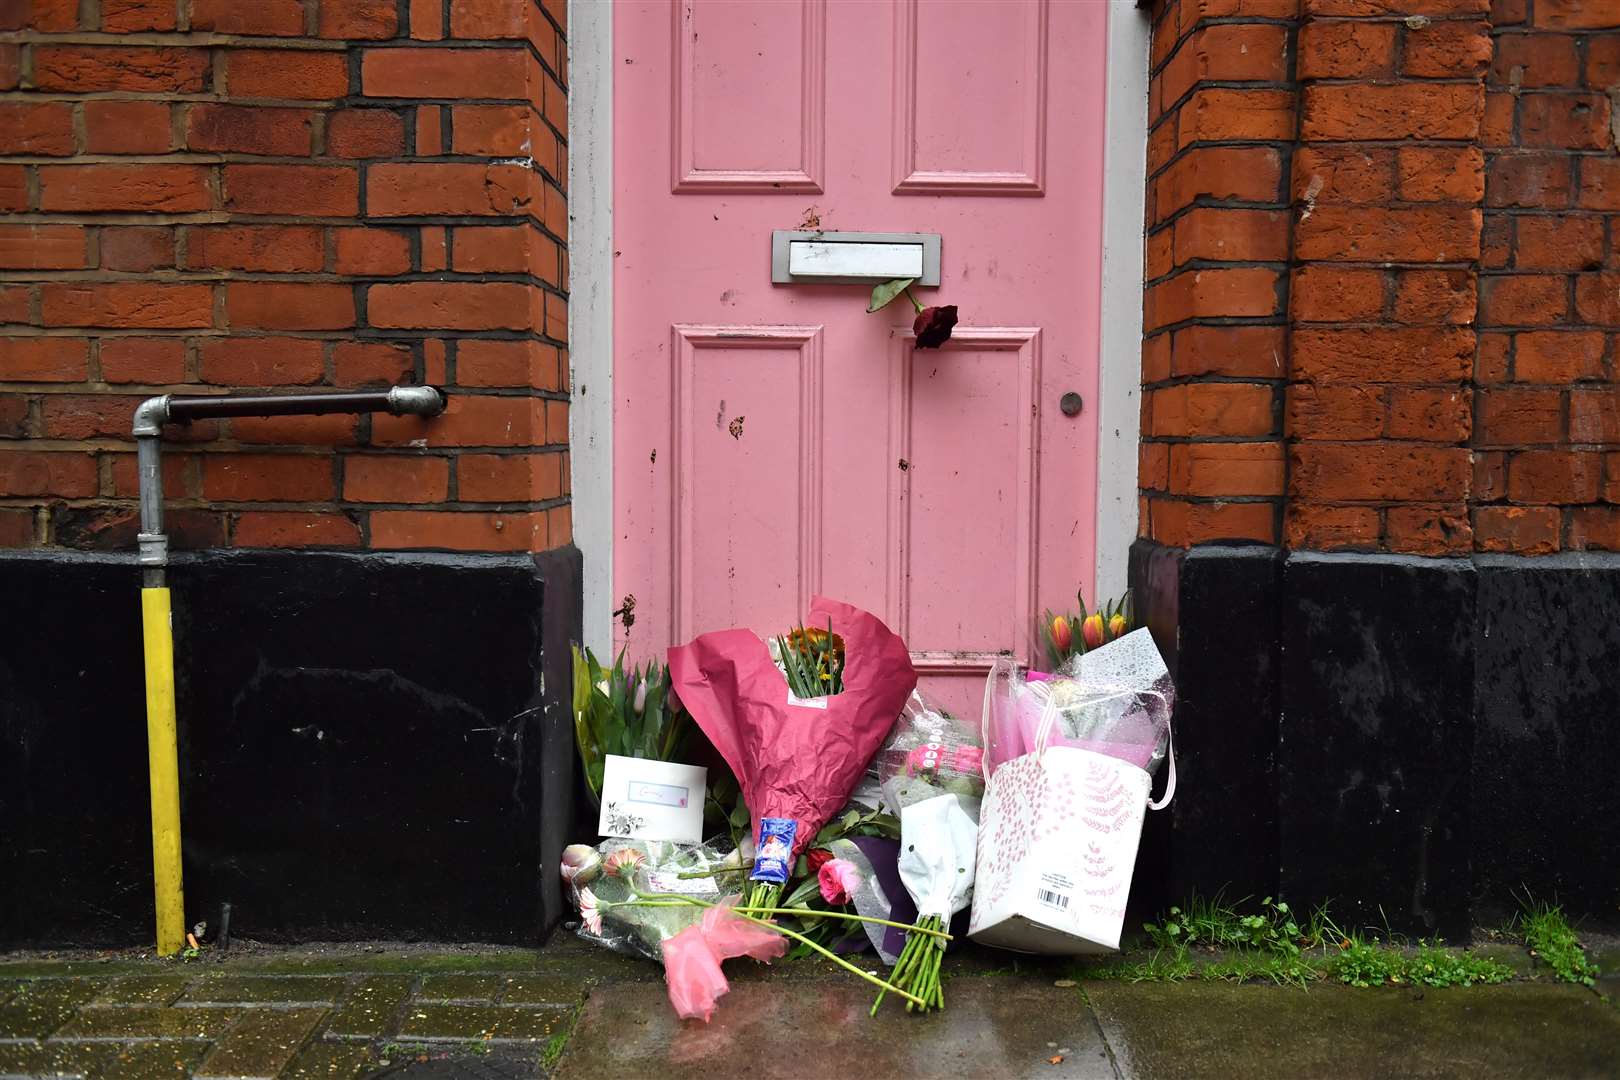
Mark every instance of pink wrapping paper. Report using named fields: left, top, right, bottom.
left=668, top=597, right=916, bottom=862
left=661, top=899, right=787, bottom=1022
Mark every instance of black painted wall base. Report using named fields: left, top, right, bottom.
left=0, top=547, right=581, bottom=948
left=1131, top=540, right=1620, bottom=937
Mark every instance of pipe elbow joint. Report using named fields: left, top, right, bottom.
left=386, top=385, right=447, bottom=417
left=132, top=395, right=172, bottom=437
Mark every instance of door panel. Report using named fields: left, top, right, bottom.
left=615, top=0, right=1107, bottom=717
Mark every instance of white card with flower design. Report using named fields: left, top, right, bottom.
left=597, top=755, right=707, bottom=843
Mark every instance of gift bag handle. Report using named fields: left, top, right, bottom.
left=979, top=663, right=1175, bottom=811
left=1147, top=719, right=1175, bottom=811
left=1033, top=684, right=1176, bottom=811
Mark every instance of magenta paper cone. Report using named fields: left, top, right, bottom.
left=668, top=597, right=916, bottom=871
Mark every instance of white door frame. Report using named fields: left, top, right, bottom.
left=568, top=0, right=1149, bottom=658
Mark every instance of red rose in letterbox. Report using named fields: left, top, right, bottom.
left=913, top=305, right=958, bottom=349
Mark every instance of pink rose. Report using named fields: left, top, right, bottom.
left=817, top=857, right=861, bottom=905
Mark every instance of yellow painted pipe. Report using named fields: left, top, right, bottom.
left=141, top=586, right=186, bottom=956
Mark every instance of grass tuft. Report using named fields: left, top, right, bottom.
left=1519, top=895, right=1599, bottom=988
left=1102, top=893, right=1517, bottom=989
left=540, top=1000, right=584, bottom=1072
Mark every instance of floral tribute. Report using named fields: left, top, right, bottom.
left=559, top=579, right=1177, bottom=1023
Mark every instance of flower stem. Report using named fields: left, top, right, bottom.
left=731, top=906, right=950, bottom=940
left=608, top=898, right=950, bottom=940
left=903, top=287, right=925, bottom=314
left=674, top=866, right=751, bottom=879
left=875, top=914, right=949, bottom=1015
left=608, top=894, right=927, bottom=1009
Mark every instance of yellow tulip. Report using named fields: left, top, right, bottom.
left=1081, top=613, right=1105, bottom=649
left=1109, top=613, right=1127, bottom=640
left=1051, top=615, right=1072, bottom=652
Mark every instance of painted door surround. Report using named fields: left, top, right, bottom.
left=570, top=0, right=1148, bottom=711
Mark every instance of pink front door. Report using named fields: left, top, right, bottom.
left=614, top=0, right=1107, bottom=714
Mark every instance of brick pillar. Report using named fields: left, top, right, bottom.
left=1475, top=0, right=1620, bottom=553
left=1140, top=0, right=1297, bottom=547
left=1287, top=2, right=1488, bottom=553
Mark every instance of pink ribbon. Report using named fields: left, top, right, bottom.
left=660, top=899, right=787, bottom=1022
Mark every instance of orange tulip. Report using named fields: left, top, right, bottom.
left=1050, top=615, right=1072, bottom=652
left=1081, top=613, right=1105, bottom=649
left=1109, top=613, right=1127, bottom=640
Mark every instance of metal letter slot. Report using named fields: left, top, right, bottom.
left=771, top=230, right=941, bottom=286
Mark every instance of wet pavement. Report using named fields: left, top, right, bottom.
left=1, top=938, right=1617, bottom=1079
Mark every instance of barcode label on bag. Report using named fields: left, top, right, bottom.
left=1037, top=888, right=1071, bottom=910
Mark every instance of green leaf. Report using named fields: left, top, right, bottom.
left=867, top=277, right=916, bottom=313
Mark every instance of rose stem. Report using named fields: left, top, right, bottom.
left=903, top=287, right=925, bottom=314
left=609, top=896, right=931, bottom=1010
left=622, top=899, right=950, bottom=940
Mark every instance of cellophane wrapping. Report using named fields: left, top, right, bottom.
left=567, top=837, right=746, bottom=961
left=983, top=628, right=1174, bottom=778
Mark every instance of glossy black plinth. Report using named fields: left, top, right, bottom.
left=1470, top=554, right=1620, bottom=927
left=1277, top=554, right=1475, bottom=939
left=0, top=547, right=580, bottom=947
left=1133, top=541, right=1620, bottom=934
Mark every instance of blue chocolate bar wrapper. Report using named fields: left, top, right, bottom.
left=751, top=817, right=797, bottom=884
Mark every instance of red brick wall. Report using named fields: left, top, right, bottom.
left=1142, top=0, right=1620, bottom=554
left=0, top=0, right=571, bottom=554
left=1478, top=0, right=1620, bottom=553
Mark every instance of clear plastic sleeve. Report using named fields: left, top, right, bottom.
left=565, top=837, right=748, bottom=961
left=982, top=628, right=1175, bottom=778
left=873, top=690, right=986, bottom=815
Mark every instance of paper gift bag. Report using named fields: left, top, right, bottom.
left=968, top=745, right=1156, bottom=954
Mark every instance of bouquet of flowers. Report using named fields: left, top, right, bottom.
left=561, top=838, right=788, bottom=1021
left=563, top=835, right=948, bottom=1019
left=1036, top=589, right=1134, bottom=672
left=668, top=597, right=916, bottom=913
left=571, top=646, right=692, bottom=804
left=984, top=627, right=1174, bottom=778
left=869, top=692, right=985, bottom=1013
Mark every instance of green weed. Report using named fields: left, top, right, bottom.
left=1520, top=897, right=1599, bottom=988
left=540, top=1001, right=583, bottom=1071
left=1330, top=928, right=1512, bottom=989
left=1143, top=892, right=1328, bottom=957
left=1129, top=895, right=1514, bottom=989
left=1202, top=950, right=1322, bottom=987
left=1086, top=946, right=1195, bottom=983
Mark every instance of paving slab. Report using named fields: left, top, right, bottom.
left=0, top=982, right=105, bottom=1040
left=193, top=1007, right=326, bottom=1078
left=279, top=1040, right=379, bottom=1080
left=398, top=1005, right=571, bottom=1043
left=180, top=978, right=345, bottom=1005
left=321, top=976, right=412, bottom=1038
left=52, top=1006, right=239, bottom=1041
left=554, top=977, right=1114, bottom=1080
left=416, top=976, right=507, bottom=1003
left=0, top=1039, right=111, bottom=1078
left=499, top=974, right=586, bottom=1008
left=91, top=1041, right=212, bottom=1079
left=95, top=978, right=191, bottom=1007
left=1086, top=981, right=1620, bottom=1080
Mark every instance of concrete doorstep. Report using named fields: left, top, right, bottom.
left=0, top=939, right=1617, bottom=1079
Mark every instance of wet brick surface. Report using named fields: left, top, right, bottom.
left=3, top=937, right=1620, bottom=1078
